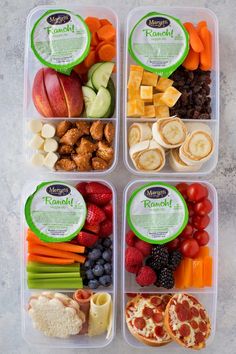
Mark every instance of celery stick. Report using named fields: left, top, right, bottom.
left=27, top=278, right=83, bottom=289
left=27, top=262, right=80, bottom=273
left=28, top=272, right=80, bottom=279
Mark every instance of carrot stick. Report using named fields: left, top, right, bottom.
left=28, top=254, right=74, bottom=265
left=27, top=230, right=85, bottom=254
left=184, top=22, right=204, bottom=53
left=199, top=26, right=212, bottom=70
left=183, top=258, right=193, bottom=288
left=98, top=44, right=116, bottom=61
left=97, top=24, right=116, bottom=42
left=28, top=243, right=86, bottom=263
left=182, top=47, right=199, bottom=70
left=192, top=259, right=204, bottom=288
left=203, top=256, right=213, bottom=287
left=85, top=17, right=101, bottom=33
left=84, top=50, right=96, bottom=68
left=197, top=21, right=207, bottom=32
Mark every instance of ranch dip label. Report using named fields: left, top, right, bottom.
left=127, top=182, right=188, bottom=244
left=25, top=181, right=87, bottom=242
left=129, top=12, right=189, bottom=77
left=31, top=9, right=91, bottom=74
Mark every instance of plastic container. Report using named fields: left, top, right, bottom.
left=123, top=7, right=219, bottom=177
left=23, top=5, right=120, bottom=175
left=122, top=179, right=218, bottom=349
left=21, top=178, right=117, bottom=348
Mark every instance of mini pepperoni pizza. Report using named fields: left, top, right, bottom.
left=125, top=294, right=172, bottom=347
left=164, top=293, right=211, bottom=350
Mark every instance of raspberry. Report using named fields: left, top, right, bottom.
left=126, top=230, right=137, bottom=246
left=136, top=266, right=157, bottom=287
left=125, top=247, right=143, bottom=267
left=134, top=239, right=152, bottom=257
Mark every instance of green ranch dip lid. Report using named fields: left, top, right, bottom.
left=129, top=12, right=189, bottom=77
left=127, top=182, right=188, bottom=244
left=31, top=9, right=91, bottom=74
left=25, top=182, right=87, bottom=242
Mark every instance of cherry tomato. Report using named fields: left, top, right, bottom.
left=187, top=183, right=208, bottom=202
left=180, top=224, right=194, bottom=239
left=176, top=183, right=189, bottom=200
left=192, top=215, right=210, bottom=230
left=187, top=202, right=195, bottom=217
left=193, top=199, right=213, bottom=216
left=193, top=230, right=210, bottom=246
left=167, top=237, right=180, bottom=251
left=180, top=239, right=200, bottom=258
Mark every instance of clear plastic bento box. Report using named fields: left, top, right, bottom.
left=21, top=178, right=117, bottom=348
left=123, top=7, right=219, bottom=177
left=122, top=179, right=218, bottom=349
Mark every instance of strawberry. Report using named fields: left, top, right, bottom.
left=83, top=221, right=100, bottom=234
left=87, top=193, right=112, bottom=206
left=86, top=182, right=111, bottom=195
left=99, top=219, right=113, bottom=238
left=103, top=203, right=113, bottom=219
left=77, top=231, right=98, bottom=247
left=75, top=182, right=88, bottom=197
left=86, top=203, right=106, bottom=225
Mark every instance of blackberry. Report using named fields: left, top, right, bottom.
left=158, top=267, right=175, bottom=289
left=149, top=245, right=169, bottom=270
left=168, top=250, right=183, bottom=271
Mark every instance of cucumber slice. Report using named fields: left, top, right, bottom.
left=88, top=86, right=111, bottom=118
left=103, top=78, right=116, bottom=117
left=86, top=79, right=94, bottom=89
left=88, top=63, right=103, bottom=80
left=82, top=86, right=96, bottom=114
left=91, top=62, right=114, bottom=91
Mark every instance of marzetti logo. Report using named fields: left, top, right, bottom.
left=47, top=13, right=71, bottom=25
left=144, top=186, right=168, bottom=199
left=46, top=184, right=71, bottom=197
left=146, top=17, right=170, bottom=28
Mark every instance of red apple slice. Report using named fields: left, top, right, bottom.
left=32, top=68, right=54, bottom=117
left=44, top=68, right=68, bottom=117
left=57, top=71, right=84, bottom=117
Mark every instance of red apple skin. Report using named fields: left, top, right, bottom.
left=43, top=67, right=68, bottom=117
left=32, top=68, right=54, bottom=117
left=57, top=71, right=84, bottom=117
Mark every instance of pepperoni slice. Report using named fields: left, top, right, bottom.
left=141, top=293, right=151, bottom=298
left=127, top=293, right=137, bottom=298
left=200, top=308, right=206, bottom=320
left=134, top=317, right=146, bottom=330
left=142, top=306, right=154, bottom=318
left=155, top=326, right=164, bottom=337
left=190, top=306, right=199, bottom=317
left=162, top=295, right=171, bottom=306
left=182, top=300, right=190, bottom=309
left=190, top=320, right=198, bottom=330
left=150, top=296, right=162, bottom=306
left=199, top=321, right=207, bottom=332
left=195, top=331, right=205, bottom=344
left=179, top=324, right=191, bottom=337
left=176, top=306, right=189, bottom=322
left=152, top=312, right=163, bottom=323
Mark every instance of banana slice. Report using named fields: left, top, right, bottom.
left=44, top=152, right=59, bottom=169
left=152, top=117, right=187, bottom=148
left=29, top=134, right=44, bottom=150
left=129, top=139, right=165, bottom=171
left=44, top=138, right=58, bottom=152
left=31, top=152, right=45, bottom=167
left=185, top=122, right=212, bottom=135
left=28, top=120, right=42, bottom=133
left=128, top=123, right=152, bottom=147
left=41, top=123, right=56, bottom=138
left=179, top=130, right=214, bottom=165
left=169, top=148, right=202, bottom=172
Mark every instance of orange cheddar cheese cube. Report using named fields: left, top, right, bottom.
left=156, top=77, right=174, bottom=92
left=161, top=86, right=182, bottom=107
left=127, top=99, right=145, bottom=117
left=153, top=93, right=164, bottom=106
left=155, top=105, right=170, bottom=119
left=128, top=70, right=143, bottom=89
left=130, top=65, right=144, bottom=73
left=128, top=87, right=140, bottom=101
left=140, top=86, right=153, bottom=101
left=144, top=105, right=155, bottom=118
left=141, top=71, right=158, bottom=87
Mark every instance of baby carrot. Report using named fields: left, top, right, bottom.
left=85, top=17, right=101, bottom=32
left=97, top=24, right=116, bottom=42
left=199, top=26, right=212, bottom=70
left=182, top=47, right=199, bottom=70
left=197, top=20, right=207, bottom=32
left=184, top=22, right=204, bottom=53
left=28, top=254, right=74, bottom=265
left=100, top=19, right=112, bottom=26
left=98, top=43, right=116, bottom=61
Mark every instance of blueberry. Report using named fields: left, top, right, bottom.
left=88, top=279, right=99, bottom=289
left=104, top=263, right=112, bottom=275
left=88, top=248, right=102, bottom=261
left=96, top=259, right=105, bottom=266
left=102, top=249, right=112, bottom=262
left=93, top=264, right=104, bottom=277
left=85, top=269, right=94, bottom=280
left=99, top=275, right=112, bottom=287
left=84, top=259, right=94, bottom=268
left=96, top=244, right=104, bottom=251
left=102, top=238, right=112, bottom=248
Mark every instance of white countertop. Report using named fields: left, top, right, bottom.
left=1, top=0, right=236, bottom=353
